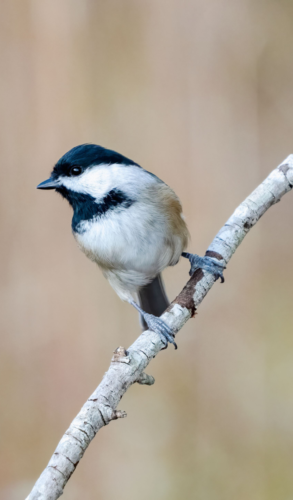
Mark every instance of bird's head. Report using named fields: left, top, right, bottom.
left=37, top=143, right=140, bottom=208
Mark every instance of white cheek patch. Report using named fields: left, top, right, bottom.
left=59, top=163, right=149, bottom=202
left=60, top=164, right=113, bottom=199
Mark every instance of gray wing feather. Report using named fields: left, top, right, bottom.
left=137, top=274, right=170, bottom=331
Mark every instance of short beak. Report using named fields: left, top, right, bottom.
left=37, top=177, right=60, bottom=190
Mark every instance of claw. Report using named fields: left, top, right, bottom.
left=183, top=252, right=226, bottom=282
left=129, top=299, right=178, bottom=350
left=143, top=313, right=178, bottom=350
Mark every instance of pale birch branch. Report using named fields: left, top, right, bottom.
left=26, top=155, right=293, bottom=500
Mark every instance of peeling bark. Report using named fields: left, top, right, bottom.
left=26, top=155, right=293, bottom=500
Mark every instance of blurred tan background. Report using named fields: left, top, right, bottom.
left=1, top=1, right=293, bottom=499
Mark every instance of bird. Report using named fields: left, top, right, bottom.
left=37, top=144, right=225, bottom=349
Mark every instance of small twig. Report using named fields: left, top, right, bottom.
left=111, top=410, right=127, bottom=420
left=26, top=155, right=293, bottom=500
left=137, top=372, right=155, bottom=385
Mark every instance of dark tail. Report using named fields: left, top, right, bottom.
left=137, top=274, right=170, bottom=331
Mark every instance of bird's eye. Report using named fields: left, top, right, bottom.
left=70, top=166, right=82, bottom=176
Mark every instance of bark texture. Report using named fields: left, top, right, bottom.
left=26, top=155, right=293, bottom=500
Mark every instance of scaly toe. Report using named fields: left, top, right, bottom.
left=143, top=313, right=177, bottom=350
left=186, top=253, right=226, bottom=282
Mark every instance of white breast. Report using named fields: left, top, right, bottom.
left=75, top=201, right=174, bottom=272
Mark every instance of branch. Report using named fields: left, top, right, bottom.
left=26, top=155, right=293, bottom=500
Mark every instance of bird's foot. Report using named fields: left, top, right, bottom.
left=142, top=313, right=177, bottom=350
left=182, top=252, right=226, bottom=283
left=129, top=299, right=177, bottom=350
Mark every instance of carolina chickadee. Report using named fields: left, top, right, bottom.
left=37, top=144, right=225, bottom=349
